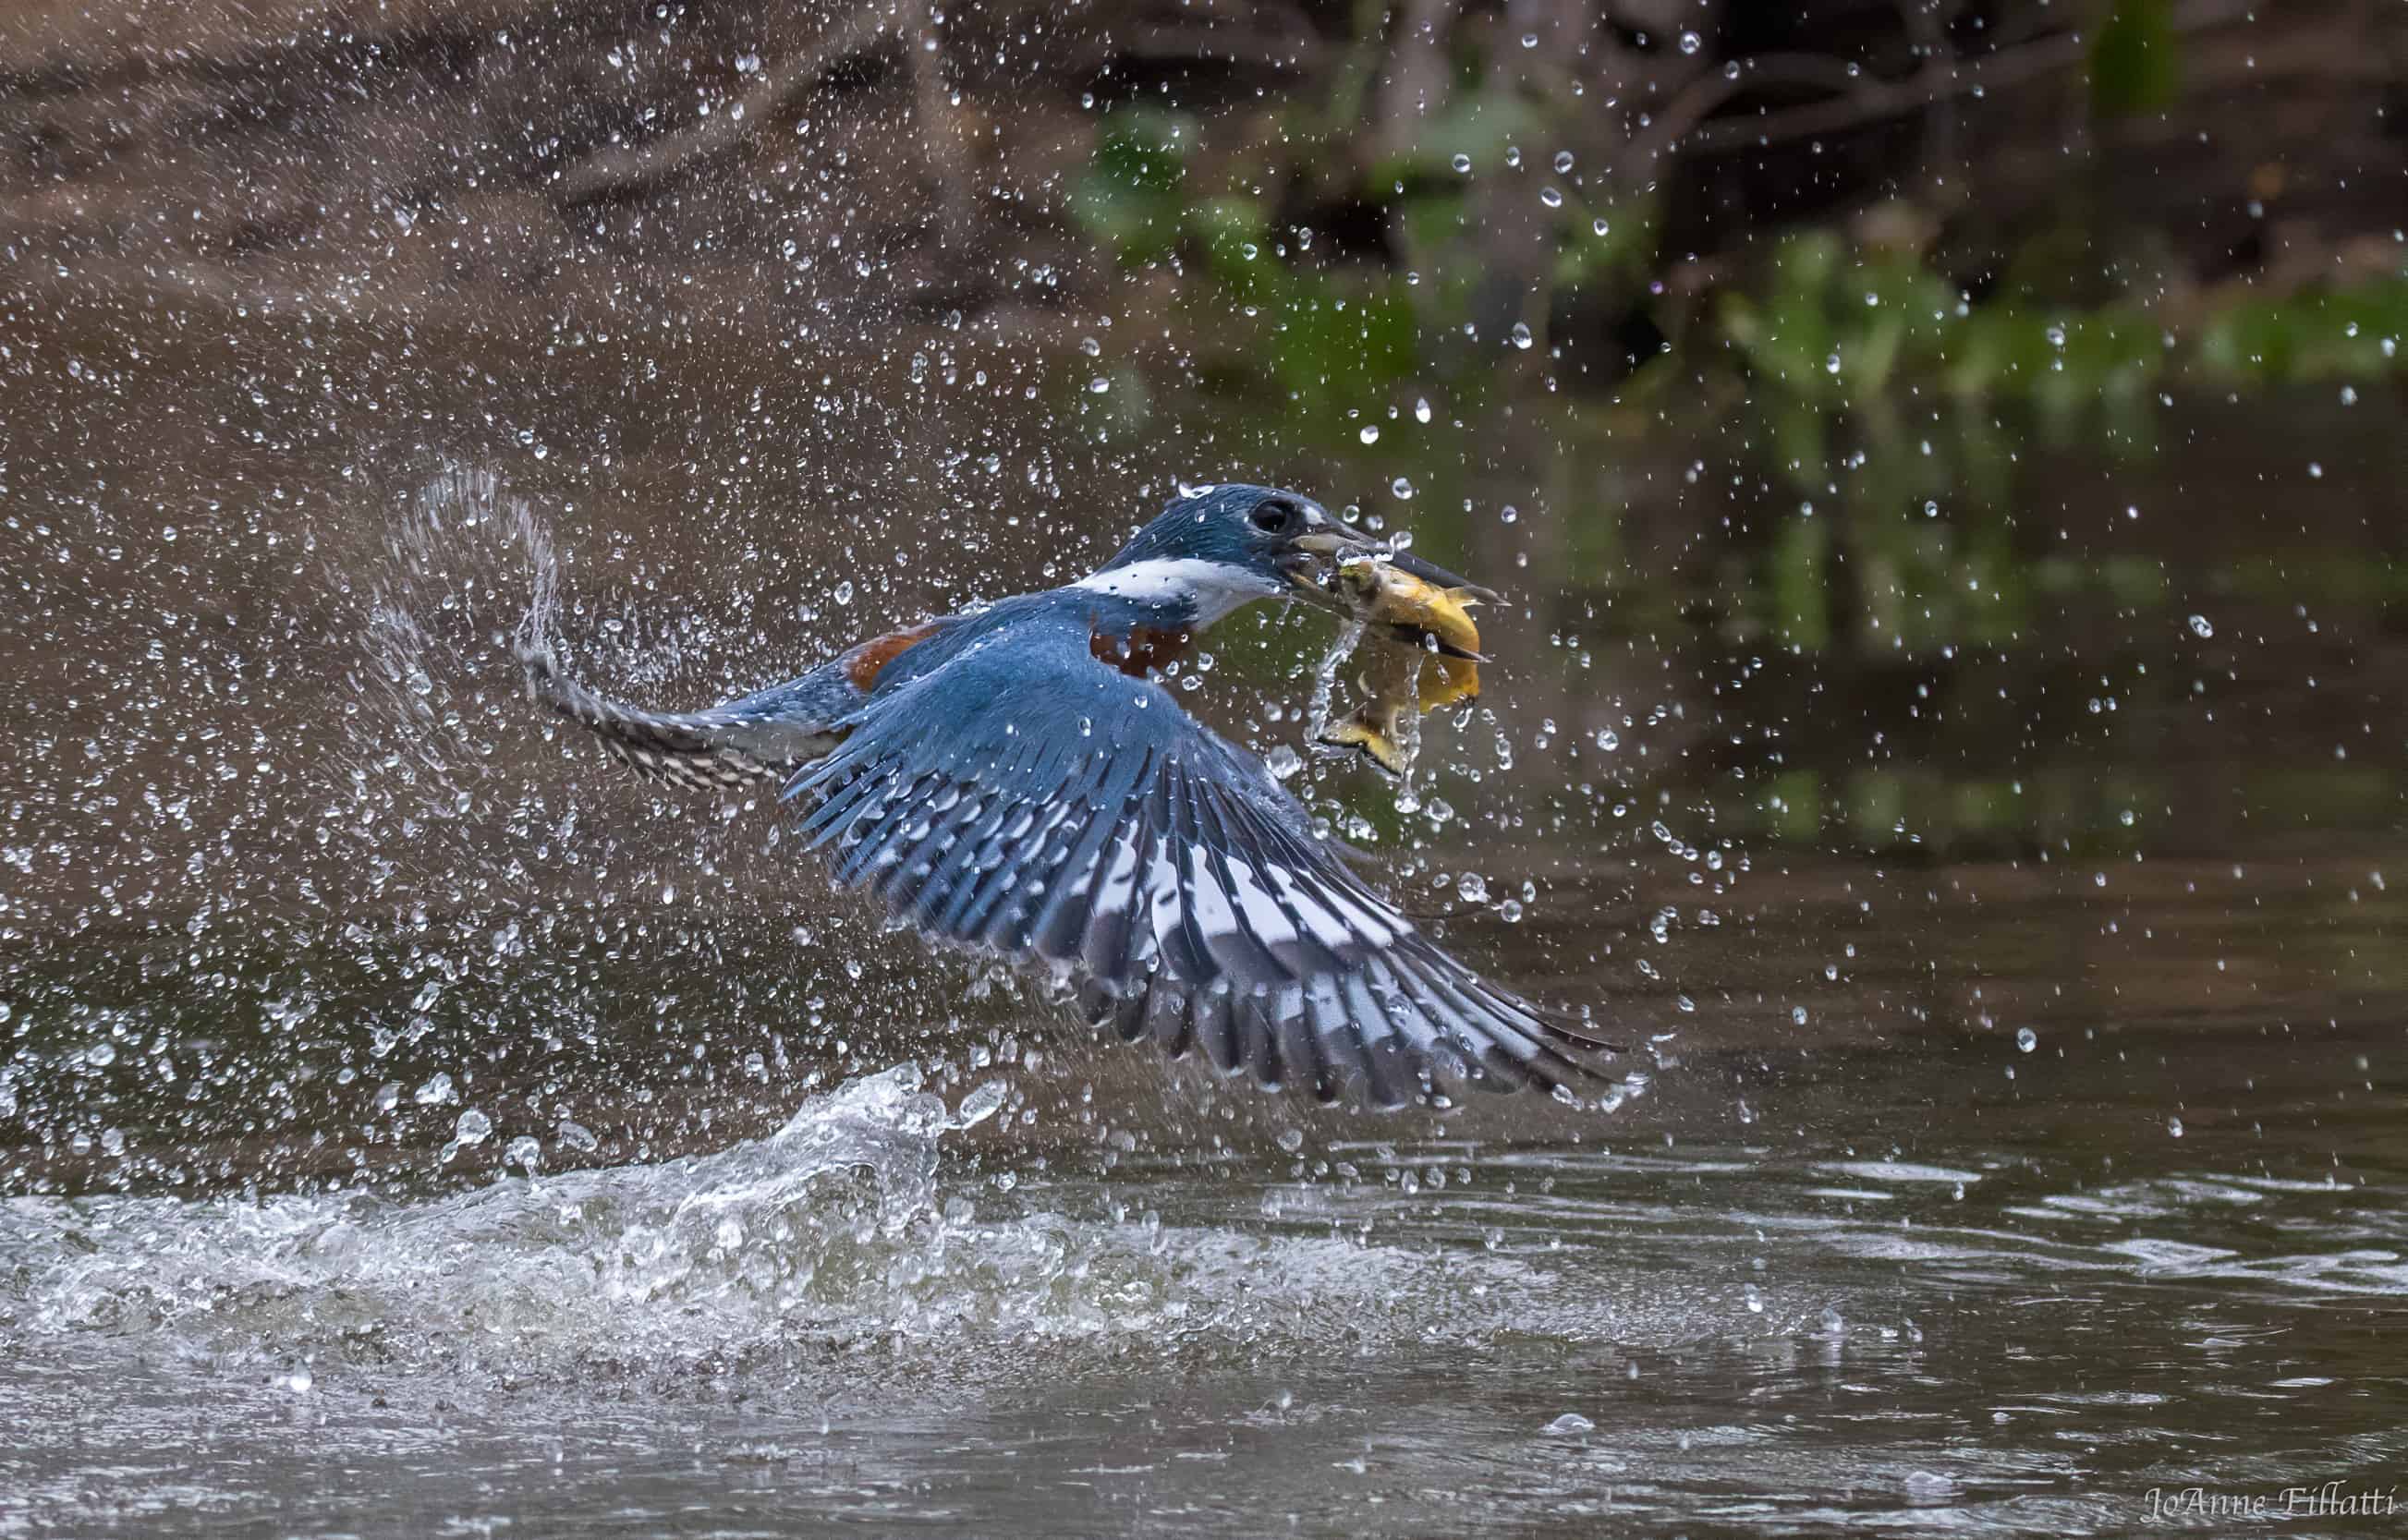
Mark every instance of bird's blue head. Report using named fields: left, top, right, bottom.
left=1076, top=483, right=1374, bottom=627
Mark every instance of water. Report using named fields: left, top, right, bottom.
left=6, top=845, right=2401, bottom=1534
left=6, top=976, right=2404, bottom=1533
left=2, top=316, right=2403, bottom=1533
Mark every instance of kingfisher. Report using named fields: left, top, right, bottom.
left=521, top=483, right=1615, bottom=1107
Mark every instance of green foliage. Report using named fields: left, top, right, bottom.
left=1070, top=110, right=1197, bottom=266
left=1064, top=83, right=2407, bottom=675
left=1767, top=513, right=1831, bottom=651
left=2195, top=284, right=2408, bottom=382
left=1711, top=227, right=2404, bottom=662
left=1723, top=228, right=2406, bottom=432
left=1369, top=91, right=1547, bottom=189
left=1071, top=111, right=1425, bottom=426
left=1266, top=286, right=1419, bottom=402
left=2091, top=0, right=2180, bottom=116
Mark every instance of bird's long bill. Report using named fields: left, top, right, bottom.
left=1384, top=549, right=1500, bottom=605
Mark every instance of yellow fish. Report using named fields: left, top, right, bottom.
left=1316, top=556, right=1491, bottom=776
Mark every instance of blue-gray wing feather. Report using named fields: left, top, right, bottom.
left=787, top=612, right=1612, bottom=1105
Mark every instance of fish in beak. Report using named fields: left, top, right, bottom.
left=1311, top=554, right=1491, bottom=779
left=1284, top=520, right=1502, bottom=615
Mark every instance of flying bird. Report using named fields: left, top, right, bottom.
left=521, top=484, right=1615, bottom=1107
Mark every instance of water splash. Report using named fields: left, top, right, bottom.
left=360, top=466, right=561, bottom=742
left=342, top=465, right=568, bottom=905
left=0, top=1064, right=1602, bottom=1389
left=1306, top=605, right=1441, bottom=804
left=1386, top=684, right=1428, bottom=811
left=0, top=1066, right=1023, bottom=1372
left=1304, top=613, right=1365, bottom=745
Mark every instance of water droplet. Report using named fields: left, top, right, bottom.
left=413, top=1073, right=455, bottom=1106
left=1552, top=151, right=1575, bottom=173
left=1358, top=425, right=1380, bottom=444
left=453, top=1109, right=493, bottom=1146
left=1390, top=477, right=1416, bottom=499
left=2167, top=1116, right=2185, bottom=1137
left=1541, top=1413, right=1594, bottom=1435
left=1450, top=152, right=1472, bottom=174
left=2015, top=1027, right=2037, bottom=1053
left=1413, top=397, right=1431, bottom=423
left=1591, top=217, right=1610, bottom=237
left=833, top=579, right=856, bottom=605
left=1539, top=186, right=1563, bottom=208
left=1088, top=377, right=1110, bottom=394
left=956, top=1081, right=1006, bottom=1128
left=2187, top=614, right=2213, bottom=638
left=1744, top=1284, right=1765, bottom=1314
left=1457, top=872, right=1489, bottom=903
left=1266, top=745, right=1304, bottom=780
left=1678, top=30, right=1701, bottom=54
left=1509, top=321, right=1533, bottom=350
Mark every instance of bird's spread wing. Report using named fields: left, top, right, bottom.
left=787, top=614, right=1614, bottom=1105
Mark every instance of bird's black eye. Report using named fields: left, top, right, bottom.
left=1250, top=499, right=1299, bottom=534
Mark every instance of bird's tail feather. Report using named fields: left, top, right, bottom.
left=517, top=642, right=839, bottom=791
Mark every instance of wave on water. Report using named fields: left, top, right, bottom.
left=0, top=1065, right=1538, bottom=1387
left=4, top=1067, right=1093, bottom=1372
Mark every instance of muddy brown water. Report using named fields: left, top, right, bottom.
left=1, top=316, right=2403, bottom=1535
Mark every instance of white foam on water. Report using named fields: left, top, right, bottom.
left=0, top=1065, right=1578, bottom=1387
left=5, top=1066, right=944, bottom=1362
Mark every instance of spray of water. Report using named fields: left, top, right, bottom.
left=1304, top=614, right=1365, bottom=739
left=6, top=1067, right=985, bottom=1363
left=1302, top=576, right=1429, bottom=804
left=1, top=1061, right=1584, bottom=1394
